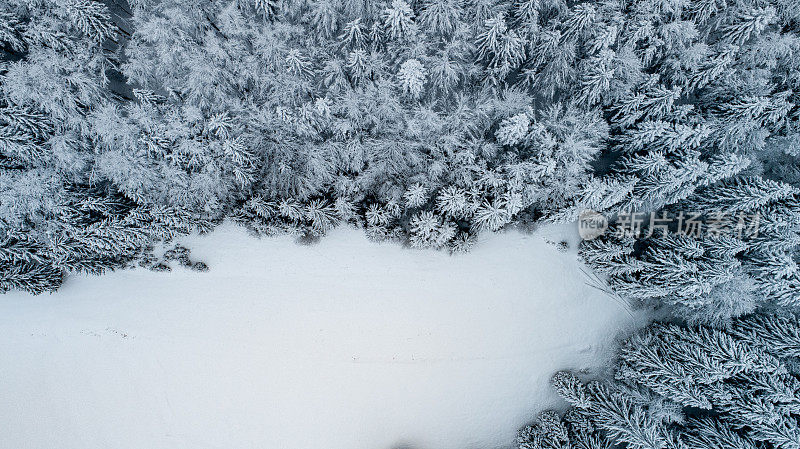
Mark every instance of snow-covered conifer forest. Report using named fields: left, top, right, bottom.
left=2, top=0, right=800, bottom=447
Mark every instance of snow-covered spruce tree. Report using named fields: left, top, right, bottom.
left=123, top=0, right=441, bottom=240
left=563, top=0, right=800, bottom=324
left=0, top=0, right=209, bottom=293
left=524, top=313, right=800, bottom=449
left=581, top=176, right=800, bottom=325
left=117, top=0, right=611, bottom=249
left=547, top=0, right=800, bottom=219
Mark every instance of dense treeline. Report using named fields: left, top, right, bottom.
left=1, top=0, right=616, bottom=293
left=3, top=0, right=797, bottom=305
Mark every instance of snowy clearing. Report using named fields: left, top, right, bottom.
left=0, top=223, right=643, bottom=449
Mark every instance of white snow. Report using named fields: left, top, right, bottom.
left=0, top=223, right=643, bottom=449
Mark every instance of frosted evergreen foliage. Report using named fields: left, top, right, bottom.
left=0, top=0, right=798, bottom=325
left=398, top=59, right=426, bottom=100
left=533, top=314, right=800, bottom=449
left=497, top=113, right=530, bottom=146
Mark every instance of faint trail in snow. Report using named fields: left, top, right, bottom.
left=347, top=343, right=595, bottom=365
left=89, top=329, right=599, bottom=366
left=580, top=267, right=635, bottom=319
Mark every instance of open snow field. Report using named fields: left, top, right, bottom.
left=0, top=223, right=642, bottom=449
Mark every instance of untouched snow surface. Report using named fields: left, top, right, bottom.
left=0, top=223, right=642, bottom=449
